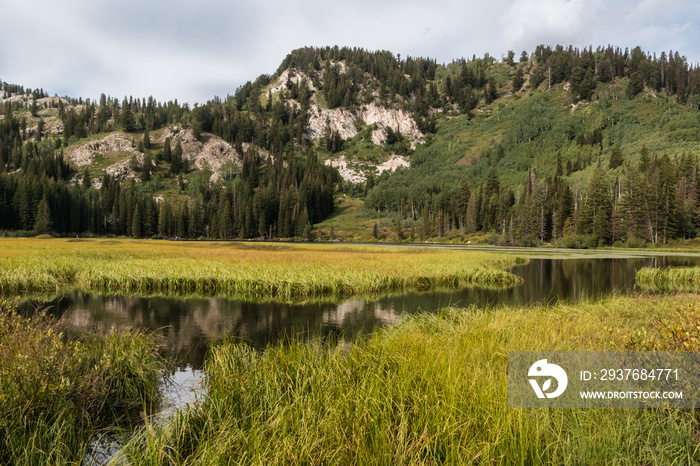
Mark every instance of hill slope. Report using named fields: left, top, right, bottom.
left=1, top=44, right=699, bottom=245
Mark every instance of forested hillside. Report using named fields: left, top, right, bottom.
left=361, top=45, right=700, bottom=246
left=1, top=44, right=700, bottom=245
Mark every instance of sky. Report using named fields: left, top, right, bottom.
left=1, top=0, right=698, bottom=104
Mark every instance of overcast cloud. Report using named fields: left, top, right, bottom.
left=1, top=0, right=698, bottom=104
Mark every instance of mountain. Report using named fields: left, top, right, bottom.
left=1, top=45, right=700, bottom=246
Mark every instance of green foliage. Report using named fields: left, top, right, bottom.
left=33, top=196, right=52, bottom=234
left=512, top=67, right=524, bottom=92
left=122, top=295, right=700, bottom=464
left=609, top=145, right=624, bottom=169
left=636, top=266, right=700, bottom=292
left=0, top=301, right=163, bottom=464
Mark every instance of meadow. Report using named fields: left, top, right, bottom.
left=5, top=238, right=699, bottom=464
left=0, top=238, right=523, bottom=300
left=121, top=294, right=700, bottom=465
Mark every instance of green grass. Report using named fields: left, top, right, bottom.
left=636, top=266, right=700, bottom=292
left=120, top=294, right=700, bottom=465
left=0, top=300, right=164, bottom=465
left=0, top=238, right=523, bottom=300
left=314, top=196, right=377, bottom=240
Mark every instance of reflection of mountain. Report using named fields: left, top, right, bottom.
left=56, top=292, right=409, bottom=369
left=325, top=298, right=404, bottom=328
left=32, top=256, right=700, bottom=371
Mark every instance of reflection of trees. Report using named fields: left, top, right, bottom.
left=55, top=293, right=407, bottom=369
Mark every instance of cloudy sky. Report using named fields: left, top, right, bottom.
left=1, top=0, right=698, bottom=104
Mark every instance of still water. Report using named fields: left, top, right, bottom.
left=28, top=254, right=700, bottom=371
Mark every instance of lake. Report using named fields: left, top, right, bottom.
left=27, top=252, right=700, bottom=371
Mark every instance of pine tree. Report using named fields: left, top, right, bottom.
left=609, top=145, right=624, bottom=169
left=639, top=145, right=650, bottom=172
left=296, top=207, right=310, bottom=238
left=132, top=203, right=141, bottom=238
left=584, top=166, right=612, bottom=244
left=143, top=127, right=151, bottom=150
left=142, top=153, right=153, bottom=182
left=171, top=141, right=183, bottom=174
left=466, top=192, right=478, bottom=233
left=31, top=96, right=39, bottom=117
left=512, top=67, right=524, bottom=92
left=121, top=106, right=135, bottom=132
left=163, top=137, right=172, bottom=163
left=34, top=195, right=52, bottom=234
left=219, top=198, right=233, bottom=239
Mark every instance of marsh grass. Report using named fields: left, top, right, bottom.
left=0, top=300, right=165, bottom=465
left=637, top=266, right=700, bottom=292
left=0, top=239, right=523, bottom=300
left=121, top=294, right=700, bottom=465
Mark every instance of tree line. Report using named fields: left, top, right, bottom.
left=366, top=147, right=698, bottom=246
left=0, top=131, right=338, bottom=239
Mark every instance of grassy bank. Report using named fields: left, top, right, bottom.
left=122, top=294, right=700, bottom=465
left=637, top=266, right=700, bottom=292
left=0, top=301, right=164, bottom=465
left=0, top=239, right=523, bottom=300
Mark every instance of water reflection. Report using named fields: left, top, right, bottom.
left=28, top=256, right=700, bottom=370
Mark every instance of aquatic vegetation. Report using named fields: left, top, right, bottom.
left=122, top=294, right=700, bottom=464
left=636, top=266, right=700, bottom=292
left=0, top=300, right=164, bottom=464
left=0, top=239, right=523, bottom=300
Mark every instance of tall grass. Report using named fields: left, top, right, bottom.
left=0, top=239, right=523, bottom=300
left=121, top=294, right=700, bottom=464
left=0, top=300, right=164, bottom=465
left=637, top=266, right=700, bottom=292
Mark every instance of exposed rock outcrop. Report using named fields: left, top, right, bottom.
left=65, top=133, right=140, bottom=167
left=269, top=69, right=317, bottom=94
left=357, top=103, right=424, bottom=149
left=306, top=106, right=358, bottom=140
left=159, top=127, right=263, bottom=181
left=325, top=155, right=410, bottom=183
left=104, top=155, right=143, bottom=182
left=269, top=67, right=425, bottom=149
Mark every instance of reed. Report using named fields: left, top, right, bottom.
left=121, top=294, right=700, bottom=464
left=0, top=300, right=164, bottom=465
left=636, top=266, right=700, bottom=292
left=0, top=239, right=524, bottom=299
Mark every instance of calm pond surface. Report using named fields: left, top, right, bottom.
left=27, top=253, right=700, bottom=371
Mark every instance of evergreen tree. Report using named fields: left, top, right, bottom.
left=219, top=198, right=233, bottom=239
left=142, top=153, right=153, bottom=182
left=132, top=203, right=141, bottom=238
left=121, top=106, right=135, bottom=132
left=583, top=166, right=612, bottom=244
left=609, top=145, right=624, bottom=169
left=466, top=192, right=478, bottom=233
left=34, top=195, right=52, bottom=234
left=171, top=141, right=183, bottom=174
left=512, top=67, right=524, bottom=92
left=163, top=137, right=172, bottom=163
left=143, top=127, right=151, bottom=150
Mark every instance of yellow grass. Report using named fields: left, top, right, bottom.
left=0, top=238, right=523, bottom=300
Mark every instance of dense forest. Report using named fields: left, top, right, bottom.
left=1, top=43, right=700, bottom=245
left=0, top=102, right=337, bottom=239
